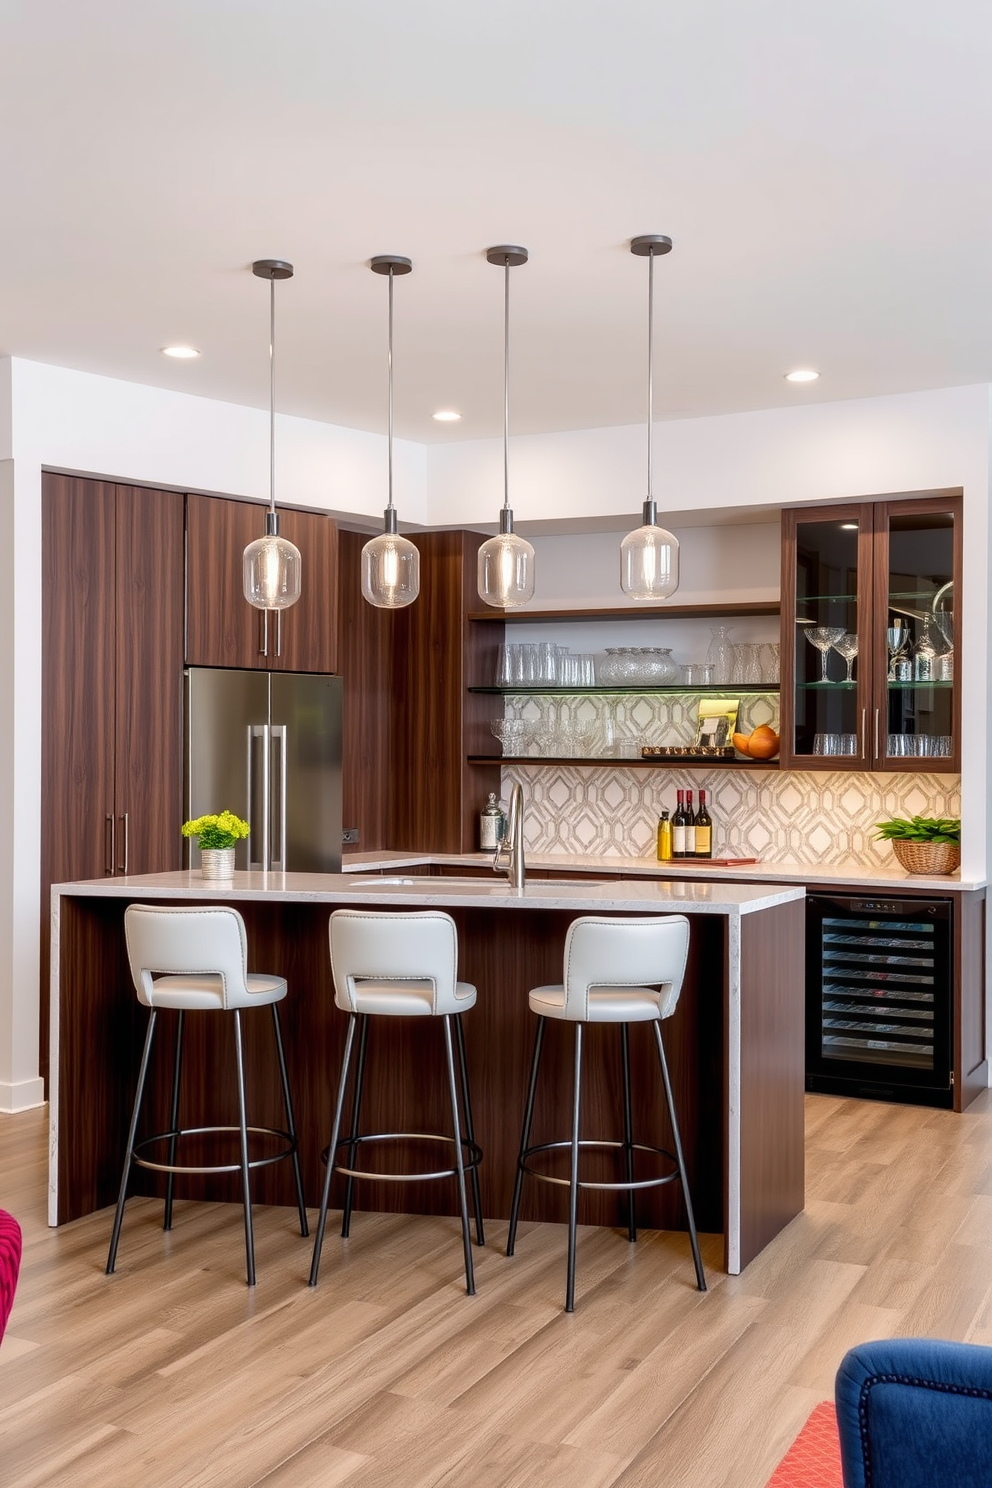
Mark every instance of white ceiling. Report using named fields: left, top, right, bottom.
left=2, top=1, right=992, bottom=443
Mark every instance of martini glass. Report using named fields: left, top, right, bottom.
left=832, top=632, right=859, bottom=683
left=804, top=626, right=845, bottom=682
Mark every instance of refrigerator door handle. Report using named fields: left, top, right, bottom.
left=270, top=725, right=287, bottom=871
left=247, top=724, right=270, bottom=870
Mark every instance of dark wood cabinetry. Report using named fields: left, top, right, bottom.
left=40, top=474, right=185, bottom=1082
left=781, top=494, right=961, bottom=772
left=186, top=494, right=339, bottom=673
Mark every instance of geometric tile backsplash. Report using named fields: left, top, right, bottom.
left=503, top=761, right=961, bottom=868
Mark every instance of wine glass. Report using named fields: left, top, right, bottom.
left=886, top=623, right=909, bottom=680
left=831, top=632, right=859, bottom=683
left=804, top=626, right=845, bottom=682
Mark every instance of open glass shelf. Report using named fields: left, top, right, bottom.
left=467, top=754, right=780, bottom=769
left=470, top=684, right=779, bottom=696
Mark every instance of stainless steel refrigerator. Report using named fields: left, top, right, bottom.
left=184, top=668, right=343, bottom=872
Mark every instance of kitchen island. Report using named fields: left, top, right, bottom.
left=50, top=871, right=805, bottom=1274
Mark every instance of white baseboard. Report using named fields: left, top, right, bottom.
left=0, top=1078, right=46, bottom=1113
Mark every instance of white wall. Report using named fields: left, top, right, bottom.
left=0, top=361, right=988, bottom=1108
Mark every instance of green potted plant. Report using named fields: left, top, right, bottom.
left=874, top=815, right=960, bottom=876
left=181, top=811, right=250, bottom=880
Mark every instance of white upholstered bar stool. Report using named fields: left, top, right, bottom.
left=106, top=904, right=309, bottom=1286
left=308, top=909, right=484, bottom=1295
left=506, top=914, right=707, bottom=1312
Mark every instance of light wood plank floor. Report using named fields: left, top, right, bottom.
left=2, top=1092, right=991, bottom=1488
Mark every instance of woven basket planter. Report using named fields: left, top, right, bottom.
left=891, top=839, right=960, bottom=876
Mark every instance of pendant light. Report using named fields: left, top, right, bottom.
left=243, top=259, right=302, bottom=611
left=620, top=235, right=680, bottom=601
left=477, top=245, right=536, bottom=609
left=361, top=255, right=420, bottom=609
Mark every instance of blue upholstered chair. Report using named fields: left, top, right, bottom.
left=835, top=1338, right=992, bottom=1488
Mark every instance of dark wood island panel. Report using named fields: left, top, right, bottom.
left=52, top=883, right=806, bottom=1274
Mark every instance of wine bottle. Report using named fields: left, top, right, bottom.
left=672, top=791, right=687, bottom=858
left=694, top=788, right=713, bottom=858
left=684, top=790, right=696, bottom=857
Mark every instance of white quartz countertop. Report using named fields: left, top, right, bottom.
left=53, top=869, right=803, bottom=916
left=342, top=850, right=985, bottom=893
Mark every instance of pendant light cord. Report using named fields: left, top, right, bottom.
left=646, top=247, right=654, bottom=504
left=269, top=273, right=276, bottom=518
left=503, top=257, right=510, bottom=511
left=387, top=267, right=395, bottom=512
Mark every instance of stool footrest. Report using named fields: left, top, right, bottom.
left=518, top=1138, right=680, bottom=1193
left=323, top=1130, right=483, bottom=1185
left=132, top=1124, right=298, bottom=1177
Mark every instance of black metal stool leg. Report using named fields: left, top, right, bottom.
left=565, top=1022, right=583, bottom=1313
left=506, top=1017, right=546, bottom=1257
left=309, top=1012, right=356, bottom=1286
left=620, top=1022, right=637, bottom=1243
left=453, top=1011, right=485, bottom=1247
left=271, top=1003, right=309, bottom=1237
left=163, top=1011, right=185, bottom=1232
left=107, top=1009, right=158, bottom=1275
left=341, top=1014, right=370, bottom=1240
left=653, top=1021, right=706, bottom=1292
left=442, top=1015, right=475, bottom=1296
left=232, top=1010, right=256, bottom=1287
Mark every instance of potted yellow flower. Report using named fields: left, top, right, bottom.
left=181, top=811, right=250, bottom=880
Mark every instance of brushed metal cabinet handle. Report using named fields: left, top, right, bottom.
left=119, top=813, right=129, bottom=875
left=259, top=609, right=269, bottom=657
left=105, top=814, right=115, bottom=876
left=275, top=608, right=282, bottom=658
left=860, top=708, right=866, bottom=760
left=874, top=707, right=879, bottom=762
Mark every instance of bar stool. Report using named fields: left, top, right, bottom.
left=506, top=914, right=707, bottom=1312
left=106, top=904, right=309, bottom=1286
left=308, top=909, right=484, bottom=1295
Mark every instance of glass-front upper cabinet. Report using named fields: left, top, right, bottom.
left=871, top=495, right=960, bottom=773
left=781, top=505, right=873, bottom=769
left=781, top=495, right=961, bottom=772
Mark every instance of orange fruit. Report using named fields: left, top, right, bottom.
left=732, top=732, right=753, bottom=756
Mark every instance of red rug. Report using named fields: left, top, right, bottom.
left=766, top=1402, right=843, bottom=1488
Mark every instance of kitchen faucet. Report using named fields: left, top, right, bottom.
left=492, top=781, right=525, bottom=889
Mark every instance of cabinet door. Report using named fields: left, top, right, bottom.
left=871, top=495, right=960, bottom=773
left=186, top=494, right=338, bottom=672
left=41, top=475, right=118, bottom=886
left=266, top=506, right=338, bottom=673
left=780, top=506, right=874, bottom=769
left=114, top=485, right=185, bottom=874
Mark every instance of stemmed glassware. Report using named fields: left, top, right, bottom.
left=886, top=623, right=910, bottom=681
left=804, top=625, right=846, bottom=682
left=831, top=632, right=859, bottom=683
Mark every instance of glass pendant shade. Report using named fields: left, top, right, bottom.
left=243, top=516, right=302, bottom=610
left=361, top=519, right=420, bottom=609
left=478, top=522, right=536, bottom=609
left=620, top=509, right=680, bottom=600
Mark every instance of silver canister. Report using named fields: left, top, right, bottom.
left=480, top=792, right=506, bottom=850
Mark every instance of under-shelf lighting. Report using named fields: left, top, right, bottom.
left=620, top=235, right=680, bottom=601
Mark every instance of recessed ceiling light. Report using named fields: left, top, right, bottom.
left=432, top=409, right=461, bottom=422
left=785, top=368, right=819, bottom=383
left=161, top=345, right=201, bottom=359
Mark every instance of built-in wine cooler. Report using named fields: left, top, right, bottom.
left=806, top=894, right=953, bottom=1108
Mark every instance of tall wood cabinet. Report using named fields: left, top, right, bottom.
left=40, top=474, right=186, bottom=1081
left=186, top=494, right=338, bottom=672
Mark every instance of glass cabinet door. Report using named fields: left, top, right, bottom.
left=781, top=507, right=873, bottom=768
left=872, top=497, right=960, bottom=772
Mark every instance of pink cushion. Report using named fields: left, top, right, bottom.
left=766, top=1402, right=843, bottom=1488
left=0, top=1209, right=22, bottom=1341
